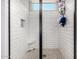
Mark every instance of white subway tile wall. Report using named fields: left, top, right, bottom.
left=59, top=0, right=74, bottom=59
left=11, top=0, right=29, bottom=59
left=29, top=11, right=59, bottom=49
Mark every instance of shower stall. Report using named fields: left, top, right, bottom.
left=1, top=0, right=76, bottom=59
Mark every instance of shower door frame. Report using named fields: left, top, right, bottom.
left=74, top=0, right=77, bottom=59
left=39, top=0, right=43, bottom=59
left=8, top=0, right=77, bottom=59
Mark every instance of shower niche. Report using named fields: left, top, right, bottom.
left=10, top=0, right=75, bottom=59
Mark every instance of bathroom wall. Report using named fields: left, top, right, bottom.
left=29, top=11, right=59, bottom=48
left=30, top=0, right=59, bottom=49
left=11, top=0, right=30, bottom=59
left=59, top=0, right=74, bottom=59
left=43, top=11, right=59, bottom=48
left=1, top=0, right=9, bottom=59
left=29, top=11, right=39, bottom=49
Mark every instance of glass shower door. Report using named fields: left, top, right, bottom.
left=42, top=0, right=60, bottom=59
left=42, top=0, right=74, bottom=59
left=10, top=0, right=39, bottom=59
left=10, top=0, right=75, bottom=59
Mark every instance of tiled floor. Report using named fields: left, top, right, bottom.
left=23, top=49, right=63, bottom=59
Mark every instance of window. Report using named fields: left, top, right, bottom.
left=32, top=3, right=57, bottom=10
left=32, top=3, right=40, bottom=10
left=43, top=4, right=57, bottom=10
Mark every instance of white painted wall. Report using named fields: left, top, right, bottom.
left=1, top=0, right=9, bottom=59
left=59, top=0, right=74, bottom=59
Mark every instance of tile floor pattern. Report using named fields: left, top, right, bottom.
left=23, top=49, right=63, bottom=59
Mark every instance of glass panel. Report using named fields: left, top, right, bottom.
left=32, top=3, right=57, bottom=10
left=10, top=0, right=74, bottom=59
left=10, top=0, right=39, bottom=59
left=42, top=1, right=74, bottom=59
left=32, top=3, right=40, bottom=10
left=42, top=4, right=57, bottom=10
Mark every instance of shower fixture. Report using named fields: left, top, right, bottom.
left=21, top=19, right=25, bottom=27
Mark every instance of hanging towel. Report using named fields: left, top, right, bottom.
left=59, top=16, right=67, bottom=27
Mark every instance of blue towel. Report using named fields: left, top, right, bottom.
left=59, top=16, right=67, bottom=27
